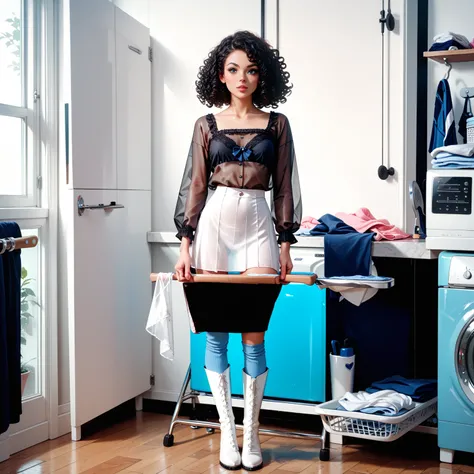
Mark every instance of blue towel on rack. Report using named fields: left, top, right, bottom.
left=0, top=222, right=22, bottom=435
left=429, top=79, right=457, bottom=153
left=366, top=375, right=437, bottom=402
left=309, top=214, right=374, bottom=277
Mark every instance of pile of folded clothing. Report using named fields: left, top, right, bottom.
left=431, top=143, right=474, bottom=169
left=337, top=389, right=415, bottom=416
left=366, top=375, right=437, bottom=403
left=429, top=31, right=472, bottom=51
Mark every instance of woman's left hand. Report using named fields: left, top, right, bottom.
left=279, top=242, right=293, bottom=281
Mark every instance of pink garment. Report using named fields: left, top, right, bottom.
left=335, top=208, right=411, bottom=241
left=301, top=216, right=320, bottom=229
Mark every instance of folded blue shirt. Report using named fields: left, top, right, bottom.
left=366, top=375, right=437, bottom=402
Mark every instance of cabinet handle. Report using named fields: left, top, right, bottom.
left=65, top=103, right=70, bottom=184
left=77, top=195, right=125, bottom=216
left=128, top=45, right=142, bottom=55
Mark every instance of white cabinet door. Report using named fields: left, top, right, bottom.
left=116, top=8, right=151, bottom=191
left=65, top=0, right=153, bottom=440
left=69, top=0, right=117, bottom=190
left=68, top=190, right=151, bottom=440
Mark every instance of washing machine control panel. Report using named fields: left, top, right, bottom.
left=449, top=256, right=474, bottom=286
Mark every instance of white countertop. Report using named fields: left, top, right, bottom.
left=147, top=232, right=440, bottom=260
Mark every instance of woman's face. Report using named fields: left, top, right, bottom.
left=220, top=49, right=259, bottom=100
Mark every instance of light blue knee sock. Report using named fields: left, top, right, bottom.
left=205, top=333, right=267, bottom=377
left=205, top=332, right=229, bottom=374
left=243, top=341, right=266, bottom=378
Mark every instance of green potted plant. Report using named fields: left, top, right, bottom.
left=20, top=266, right=37, bottom=396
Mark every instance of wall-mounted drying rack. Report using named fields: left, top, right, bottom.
left=0, top=235, right=38, bottom=254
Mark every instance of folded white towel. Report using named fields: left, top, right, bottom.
left=339, top=390, right=415, bottom=415
left=146, top=272, right=174, bottom=360
left=431, top=143, right=474, bottom=158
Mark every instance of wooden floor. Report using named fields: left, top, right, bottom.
left=1, top=412, right=474, bottom=474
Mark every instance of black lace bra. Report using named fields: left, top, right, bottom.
left=206, top=111, right=279, bottom=172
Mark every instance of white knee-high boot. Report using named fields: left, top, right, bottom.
left=205, top=367, right=241, bottom=470
left=242, top=369, right=268, bottom=471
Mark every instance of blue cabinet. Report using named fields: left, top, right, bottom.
left=190, top=283, right=326, bottom=402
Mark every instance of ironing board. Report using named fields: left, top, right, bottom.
left=149, top=272, right=395, bottom=462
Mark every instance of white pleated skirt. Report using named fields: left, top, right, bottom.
left=192, top=186, right=280, bottom=273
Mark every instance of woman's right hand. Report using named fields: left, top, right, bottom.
left=175, top=240, right=192, bottom=281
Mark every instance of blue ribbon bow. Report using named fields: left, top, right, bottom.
left=233, top=146, right=252, bottom=161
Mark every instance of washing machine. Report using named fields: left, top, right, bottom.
left=438, top=251, right=474, bottom=463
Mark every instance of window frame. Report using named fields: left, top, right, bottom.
left=0, top=0, right=41, bottom=209
left=0, top=0, right=59, bottom=453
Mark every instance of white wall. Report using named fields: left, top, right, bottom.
left=277, top=0, right=416, bottom=228
left=150, top=0, right=418, bottom=236
left=112, top=0, right=149, bottom=28
left=427, top=0, right=474, bottom=165
left=150, top=0, right=261, bottom=232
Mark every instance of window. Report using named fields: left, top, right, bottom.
left=0, top=0, right=54, bottom=452
left=20, top=227, right=41, bottom=399
left=0, top=0, right=39, bottom=207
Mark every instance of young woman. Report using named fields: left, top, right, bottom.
left=174, top=30, right=302, bottom=471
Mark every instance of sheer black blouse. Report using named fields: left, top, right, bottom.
left=174, top=111, right=302, bottom=244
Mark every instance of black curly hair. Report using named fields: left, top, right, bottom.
left=195, top=30, right=292, bottom=109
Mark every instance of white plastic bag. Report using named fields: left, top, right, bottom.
left=146, top=272, right=174, bottom=360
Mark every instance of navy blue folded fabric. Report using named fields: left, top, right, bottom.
left=429, top=39, right=467, bottom=51
left=309, top=214, right=374, bottom=278
left=366, top=375, right=437, bottom=402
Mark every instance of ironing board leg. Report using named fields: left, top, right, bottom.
left=163, top=364, right=193, bottom=447
left=170, top=364, right=191, bottom=433
left=321, top=428, right=327, bottom=450
left=319, top=428, right=329, bottom=461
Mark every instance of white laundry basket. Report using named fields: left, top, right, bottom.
left=315, top=397, right=437, bottom=442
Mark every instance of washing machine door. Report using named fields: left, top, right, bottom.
left=456, top=315, right=474, bottom=404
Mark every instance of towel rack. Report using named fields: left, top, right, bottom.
left=0, top=236, right=38, bottom=254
